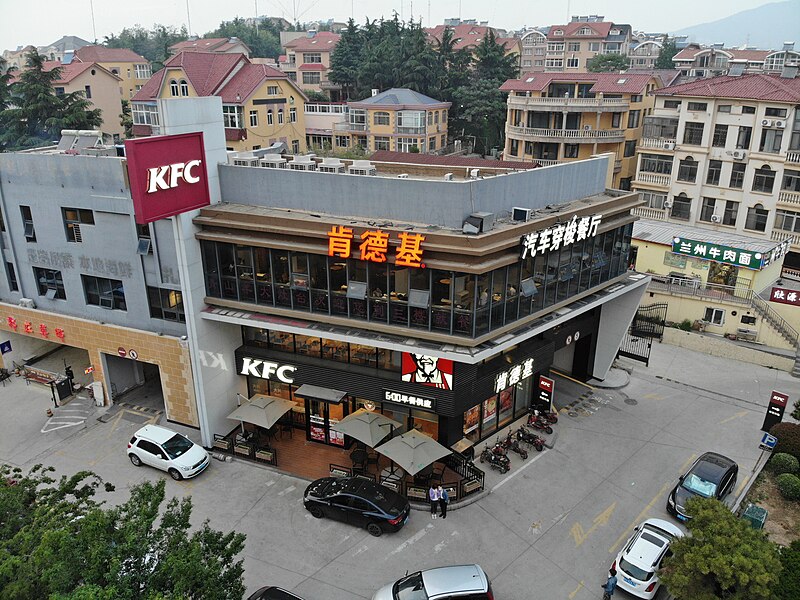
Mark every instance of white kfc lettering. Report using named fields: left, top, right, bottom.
left=239, top=357, right=296, bottom=383
left=146, top=160, right=203, bottom=193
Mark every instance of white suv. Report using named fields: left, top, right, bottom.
left=128, top=425, right=209, bottom=480
left=612, top=518, right=683, bottom=599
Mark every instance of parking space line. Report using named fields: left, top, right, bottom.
left=719, top=410, right=748, bottom=424
left=608, top=452, right=697, bottom=554
left=735, top=474, right=751, bottom=497
left=568, top=581, right=585, bottom=598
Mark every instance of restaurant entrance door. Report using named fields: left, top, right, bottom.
left=305, top=398, right=349, bottom=447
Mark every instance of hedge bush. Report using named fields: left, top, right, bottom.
left=768, top=452, right=800, bottom=475
left=776, top=473, right=800, bottom=501
left=770, top=422, right=800, bottom=460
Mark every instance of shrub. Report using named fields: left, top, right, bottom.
left=774, top=540, right=800, bottom=600
left=770, top=422, right=800, bottom=459
left=679, top=319, right=693, bottom=331
left=776, top=473, right=800, bottom=500
left=769, top=453, right=800, bottom=475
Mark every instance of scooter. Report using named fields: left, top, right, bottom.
left=479, top=442, right=511, bottom=473
left=515, top=426, right=545, bottom=452
left=527, top=412, right=554, bottom=434
left=500, top=431, right=528, bottom=459
left=529, top=406, right=559, bottom=424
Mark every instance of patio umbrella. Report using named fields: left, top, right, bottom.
left=374, top=429, right=452, bottom=476
left=330, top=408, right=401, bottom=447
left=226, top=395, right=295, bottom=432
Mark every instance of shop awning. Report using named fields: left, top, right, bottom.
left=374, top=429, right=451, bottom=476
left=226, top=394, right=295, bottom=430
left=294, top=384, right=347, bottom=404
left=330, top=408, right=401, bottom=447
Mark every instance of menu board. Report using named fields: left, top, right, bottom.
left=463, top=405, right=480, bottom=434
left=329, top=419, right=345, bottom=446
left=310, top=414, right=326, bottom=442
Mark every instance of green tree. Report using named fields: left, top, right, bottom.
left=655, top=37, right=679, bottom=69
left=790, top=398, right=800, bottom=421
left=0, top=57, right=14, bottom=152
left=586, top=53, right=631, bottom=72
left=775, top=540, right=800, bottom=600
left=473, top=30, right=518, bottom=84
left=206, top=17, right=282, bottom=59
left=452, top=78, right=507, bottom=154
left=119, top=99, right=133, bottom=138
left=660, top=497, right=782, bottom=600
left=0, top=465, right=246, bottom=599
left=396, top=21, right=437, bottom=95
left=329, top=18, right=362, bottom=99
left=104, top=24, right=188, bottom=70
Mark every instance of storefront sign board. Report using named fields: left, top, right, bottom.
left=239, top=357, right=297, bottom=383
left=769, top=287, right=800, bottom=307
left=520, top=214, right=602, bottom=259
left=328, top=226, right=426, bottom=268
left=494, top=357, right=536, bottom=393
left=125, top=132, right=211, bottom=224
left=383, top=390, right=436, bottom=410
left=762, top=390, right=789, bottom=432
left=538, top=375, right=555, bottom=410
left=671, top=237, right=775, bottom=271
left=401, top=353, right=453, bottom=389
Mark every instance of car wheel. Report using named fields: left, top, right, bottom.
left=168, top=468, right=183, bottom=481
left=367, top=522, right=383, bottom=537
left=129, top=453, right=142, bottom=467
left=308, top=505, right=324, bottom=519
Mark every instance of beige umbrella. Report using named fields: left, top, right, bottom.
left=374, top=429, right=452, bottom=476
left=226, top=394, right=295, bottom=431
left=330, top=408, right=401, bottom=447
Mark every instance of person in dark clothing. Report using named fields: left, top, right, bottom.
left=602, top=569, right=618, bottom=598
left=437, top=485, right=449, bottom=519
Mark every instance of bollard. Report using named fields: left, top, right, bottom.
left=46, top=408, right=53, bottom=418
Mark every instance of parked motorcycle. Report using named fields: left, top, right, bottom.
left=529, top=407, right=559, bottom=424
left=500, top=431, right=528, bottom=460
left=515, top=426, right=545, bottom=452
left=526, top=412, right=554, bottom=434
left=480, top=443, right=511, bottom=473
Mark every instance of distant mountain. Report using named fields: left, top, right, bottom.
left=673, top=0, right=800, bottom=50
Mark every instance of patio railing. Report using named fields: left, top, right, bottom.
left=444, top=452, right=485, bottom=498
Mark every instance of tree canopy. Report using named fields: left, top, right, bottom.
left=103, top=24, right=189, bottom=71
left=205, top=17, right=283, bottom=59
left=655, top=37, right=679, bottom=69
left=659, top=497, right=782, bottom=600
left=586, top=53, right=631, bottom=73
left=0, top=464, right=246, bottom=599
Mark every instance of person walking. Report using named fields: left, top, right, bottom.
left=428, top=484, right=439, bottom=519
left=437, top=485, right=449, bottom=519
left=601, top=568, right=617, bottom=599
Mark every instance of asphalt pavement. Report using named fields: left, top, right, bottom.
left=1, top=340, right=798, bottom=600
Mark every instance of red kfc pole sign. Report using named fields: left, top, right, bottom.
left=762, top=390, right=789, bottom=432
left=124, top=132, right=211, bottom=224
left=537, top=375, right=555, bottom=410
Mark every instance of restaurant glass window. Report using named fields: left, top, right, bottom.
left=322, top=338, right=348, bottom=363
left=272, top=250, right=291, bottom=307
left=290, top=252, right=310, bottom=311
left=389, top=266, right=409, bottom=326
left=329, top=258, right=348, bottom=316
left=463, top=404, right=481, bottom=443
left=328, top=403, right=346, bottom=447
left=515, top=376, right=532, bottom=416
left=453, top=274, right=474, bottom=335
left=268, top=330, right=294, bottom=352
left=531, top=252, right=547, bottom=312
left=347, top=260, right=368, bottom=320
left=519, top=258, right=537, bottom=318
left=411, top=409, right=438, bottom=439
left=201, top=241, right=221, bottom=297
left=431, top=269, right=452, bottom=333
left=350, top=344, right=377, bottom=368
left=409, top=268, right=430, bottom=329
left=540, top=249, right=560, bottom=309
left=243, top=327, right=270, bottom=349
left=490, top=267, right=506, bottom=329
left=368, top=262, right=388, bottom=323
left=378, top=348, right=401, bottom=371
left=576, top=237, right=593, bottom=293
left=254, top=247, right=273, bottom=305
left=236, top=246, right=255, bottom=302
left=295, top=334, right=321, bottom=357
left=474, top=272, right=490, bottom=335
left=309, top=254, right=329, bottom=313
left=481, top=394, right=498, bottom=436
left=497, top=386, right=515, bottom=428
left=601, top=231, right=615, bottom=281
left=505, top=263, right=521, bottom=323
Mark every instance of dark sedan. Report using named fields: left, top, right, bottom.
left=303, top=476, right=410, bottom=537
left=666, top=452, right=738, bottom=521
left=247, top=587, right=305, bottom=600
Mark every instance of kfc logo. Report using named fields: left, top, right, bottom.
left=239, top=357, right=296, bottom=383
left=401, top=353, right=454, bottom=389
left=146, top=160, right=203, bottom=193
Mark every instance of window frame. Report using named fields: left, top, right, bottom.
left=704, top=307, right=725, bottom=325
left=33, top=267, right=66, bottom=300
left=82, top=275, right=126, bottom=311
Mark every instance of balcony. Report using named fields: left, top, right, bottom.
left=633, top=172, right=671, bottom=187
left=778, top=191, right=800, bottom=206
left=787, top=151, right=800, bottom=165
left=771, top=229, right=800, bottom=249
left=507, top=96, right=629, bottom=112
left=639, top=137, right=676, bottom=150
left=397, top=125, right=427, bottom=135
left=333, top=121, right=366, bottom=132
left=506, top=125, right=625, bottom=143
left=631, top=206, right=668, bottom=221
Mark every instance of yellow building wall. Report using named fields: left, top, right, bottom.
left=65, top=70, right=124, bottom=136
left=97, top=61, right=146, bottom=99
left=239, top=81, right=308, bottom=153
left=159, top=69, right=198, bottom=97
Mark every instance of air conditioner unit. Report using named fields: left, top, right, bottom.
left=761, top=119, right=774, bottom=127
left=663, top=141, right=676, bottom=150
left=512, top=207, right=533, bottom=221
left=443, top=172, right=454, bottom=181
left=470, top=168, right=480, bottom=179
left=18, top=298, right=36, bottom=309
left=583, top=125, right=592, bottom=131
left=397, top=173, right=409, bottom=179
left=663, top=200, right=673, bottom=209
left=731, top=149, right=747, bottom=160
left=775, top=119, right=787, bottom=129
left=710, top=214, right=721, bottom=223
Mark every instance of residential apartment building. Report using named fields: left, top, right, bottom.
left=672, top=42, right=800, bottom=77
left=169, top=37, right=251, bottom=57
left=132, top=52, right=308, bottom=153
left=73, top=46, right=152, bottom=100
left=628, top=41, right=662, bottom=70
left=540, top=16, right=632, bottom=73
left=500, top=72, right=662, bottom=189
left=279, top=31, right=341, bottom=99
left=519, top=29, right=548, bottom=73
left=332, top=88, right=450, bottom=154
left=3, top=36, right=92, bottom=70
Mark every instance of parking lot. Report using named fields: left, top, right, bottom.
left=1, top=341, right=798, bottom=599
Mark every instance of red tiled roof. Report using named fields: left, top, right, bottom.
left=547, top=21, right=613, bottom=40
left=425, top=25, right=502, bottom=52
left=500, top=71, right=655, bottom=94
left=728, top=49, right=770, bottom=62
left=170, top=38, right=227, bottom=52
left=369, top=150, right=539, bottom=170
left=74, top=45, right=147, bottom=63
left=673, top=47, right=770, bottom=62
left=298, top=63, right=327, bottom=71
left=496, top=37, right=521, bottom=51
left=655, top=73, right=800, bottom=102
left=283, top=32, right=340, bottom=52
left=132, top=52, right=246, bottom=101
left=41, top=60, right=119, bottom=84
left=217, top=63, right=291, bottom=103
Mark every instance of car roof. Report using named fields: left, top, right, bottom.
left=314, top=477, right=405, bottom=509
left=691, top=452, right=736, bottom=482
left=624, top=520, right=681, bottom=569
left=248, top=587, right=304, bottom=600
left=421, top=564, right=488, bottom=598
left=135, top=425, right=179, bottom=444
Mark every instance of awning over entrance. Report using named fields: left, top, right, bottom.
left=226, top=394, right=295, bottom=430
left=294, top=384, right=347, bottom=404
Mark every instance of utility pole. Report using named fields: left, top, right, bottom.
left=89, top=0, right=97, bottom=43
left=186, top=0, right=193, bottom=36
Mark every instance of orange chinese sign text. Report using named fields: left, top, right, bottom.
left=327, top=226, right=426, bottom=268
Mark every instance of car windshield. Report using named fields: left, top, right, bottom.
left=619, top=557, right=654, bottom=582
left=162, top=434, right=194, bottom=459
left=393, top=573, right=428, bottom=600
left=681, top=473, right=718, bottom=497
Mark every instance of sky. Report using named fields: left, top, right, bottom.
left=0, top=0, right=781, bottom=50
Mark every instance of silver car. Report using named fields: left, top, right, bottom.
left=372, top=564, right=493, bottom=600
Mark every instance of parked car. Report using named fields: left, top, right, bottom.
left=666, top=451, right=738, bottom=520
left=612, top=518, right=683, bottom=599
left=247, top=587, right=305, bottom=600
left=127, top=424, right=209, bottom=480
left=372, top=564, right=493, bottom=600
left=303, top=476, right=409, bottom=537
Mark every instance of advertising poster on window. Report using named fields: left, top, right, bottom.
left=328, top=419, right=345, bottom=446
left=401, top=353, right=454, bottom=389
left=463, top=405, right=480, bottom=434
left=498, top=387, right=514, bottom=422
left=482, top=396, right=497, bottom=426
left=309, top=414, right=326, bottom=442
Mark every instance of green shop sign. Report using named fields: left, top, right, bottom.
left=671, top=237, right=772, bottom=270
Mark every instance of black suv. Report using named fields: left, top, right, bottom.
left=303, top=477, right=410, bottom=537
left=667, top=452, right=738, bottom=521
